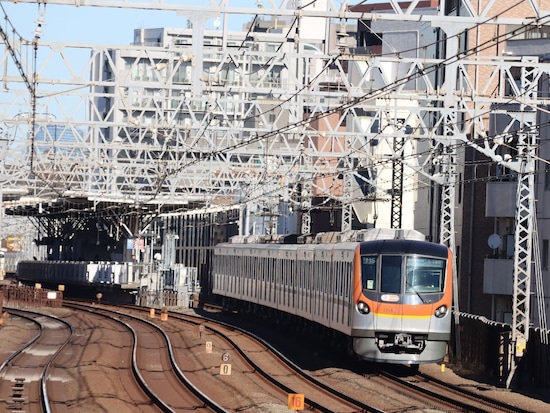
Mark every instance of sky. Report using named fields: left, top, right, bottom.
left=0, top=0, right=346, bottom=121
left=0, top=1, right=259, bottom=46
left=0, top=1, right=261, bottom=120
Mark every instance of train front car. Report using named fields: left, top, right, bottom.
left=351, top=239, right=452, bottom=364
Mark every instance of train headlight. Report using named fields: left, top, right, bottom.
left=357, top=301, right=370, bottom=315
left=435, top=305, right=448, bottom=318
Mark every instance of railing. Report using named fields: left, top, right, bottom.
left=453, top=312, right=550, bottom=389
left=1, top=285, right=63, bottom=309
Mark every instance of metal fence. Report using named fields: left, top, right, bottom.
left=1, top=285, right=63, bottom=309
left=135, top=289, right=199, bottom=309
left=452, top=312, right=550, bottom=389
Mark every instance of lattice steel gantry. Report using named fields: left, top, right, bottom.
left=1, top=0, right=549, bottom=386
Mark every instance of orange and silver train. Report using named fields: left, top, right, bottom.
left=211, top=228, right=453, bottom=364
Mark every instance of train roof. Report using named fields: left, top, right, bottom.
left=226, top=228, right=427, bottom=245
left=359, top=238, right=449, bottom=257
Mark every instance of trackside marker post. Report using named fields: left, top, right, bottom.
left=220, top=364, right=232, bottom=375
left=287, top=394, right=304, bottom=410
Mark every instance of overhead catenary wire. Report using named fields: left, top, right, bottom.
left=4, top=1, right=550, bottom=214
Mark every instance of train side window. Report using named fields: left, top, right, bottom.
left=341, top=264, right=346, bottom=296
left=323, top=261, right=328, bottom=293
left=336, top=262, right=342, bottom=296
left=339, top=262, right=346, bottom=296
left=381, top=255, right=402, bottom=293
left=361, top=256, right=377, bottom=290
left=272, top=257, right=276, bottom=283
left=317, top=260, right=321, bottom=292
left=314, top=260, right=321, bottom=292
left=344, top=262, right=351, bottom=296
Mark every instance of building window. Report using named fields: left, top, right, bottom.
left=545, top=167, right=550, bottom=190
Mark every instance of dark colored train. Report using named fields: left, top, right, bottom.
left=212, top=228, right=453, bottom=364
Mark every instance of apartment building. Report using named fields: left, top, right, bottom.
left=351, top=0, right=550, bottom=326
left=89, top=0, right=549, bottom=325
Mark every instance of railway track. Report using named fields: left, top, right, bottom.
left=63, top=302, right=225, bottom=412
left=71, top=302, right=535, bottom=413
left=91, top=302, right=383, bottom=412
left=49, top=304, right=163, bottom=412
left=0, top=308, right=72, bottom=413
left=0, top=302, right=544, bottom=412
left=388, top=369, right=536, bottom=413
left=195, top=303, right=541, bottom=413
left=366, top=367, right=537, bottom=413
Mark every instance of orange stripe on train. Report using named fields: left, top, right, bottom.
left=373, top=312, right=432, bottom=319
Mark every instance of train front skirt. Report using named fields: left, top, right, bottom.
left=352, top=334, right=448, bottom=364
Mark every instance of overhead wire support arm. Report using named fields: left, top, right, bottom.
left=0, top=27, right=33, bottom=94
left=0, top=16, right=40, bottom=175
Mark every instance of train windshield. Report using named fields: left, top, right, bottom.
left=360, top=254, right=446, bottom=294
left=361, top=255, right=403, bottom=293
left=361, top=256, right=377, bottom=290
left=405, top=256, right=446, bottom=293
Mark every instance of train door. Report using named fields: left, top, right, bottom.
left=312, top=245, right=331, bottom=327
left=330, top=247, right=354, bottom=334
left=282, top=251, right=293, bottom=312
left=255, top=253, right=262, bottom=303
left=212, top=246, right=221, bottom=295
left=295, top=248, right=308, bottom=319
left=243, top=251, right=250, bottom=300
left=255, top=252, right=261, bottom=303
left=288, top=256, right=296, bottom=314
left=259, top=249, right=268, bottom=305
left=312, top=253, right=319, bottom=319
left=218, top=247, right=232, bottom=298
left=376, top=255, right=404, bottom=332
left=270, top=253, right=277, bottom=308
left=279, top=254, right=283, bottom=309
left=298, top=246, right=315, bottom=320
left=322, top=249, right=331, bottom=324
left=279, top=247, right=295, bottom=314
left=330, top=258, right=342, bottom=329
left=238, top=249, right=246, bottom=299
left=237, top=248, right=246, bottom=301
left=228, top=252, right=235, bottom=297
left=233, top=251, right=240, bottom=298
left=312, top=252, right=321, bottom=321
left=296, top=256, right=303, bottom=316
left=328, top=258, right=338, bottom=329
left=277, top=254, right=283, bottom=309
left=261, top=249, right=275, bottom=308
left=343, top=249, right=355, bottom=331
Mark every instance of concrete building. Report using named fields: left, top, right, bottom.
left=351, top=0, right=550, bottom=327
left=91, top=14, right=427, bottom=236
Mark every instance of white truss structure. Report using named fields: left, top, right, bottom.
left=1, top=0, right=549, bottom=385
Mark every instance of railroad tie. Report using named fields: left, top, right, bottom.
left=9, top=377, right=26, bottom=411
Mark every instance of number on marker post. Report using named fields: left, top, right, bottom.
left=219, top=364, right=232, bottom=375
left=287, top=394, right=305, bottom=410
